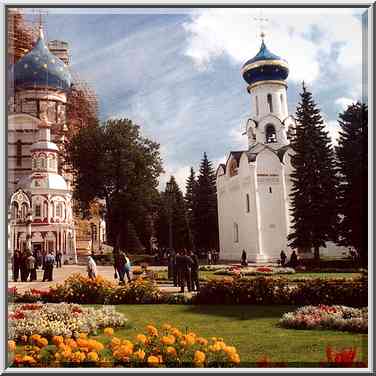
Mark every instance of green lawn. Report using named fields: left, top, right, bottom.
left=103, top=304, right=367, bottom=367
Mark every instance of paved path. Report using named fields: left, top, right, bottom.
left=8, top=264, right=183, bottom=293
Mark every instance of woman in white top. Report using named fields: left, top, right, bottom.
left=87, top=251, right=97, bottom=280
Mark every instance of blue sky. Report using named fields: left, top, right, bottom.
left=21, top=7, right=367, bottom=191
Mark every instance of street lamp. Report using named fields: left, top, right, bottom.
left=166, top=181, right=174, bottom=252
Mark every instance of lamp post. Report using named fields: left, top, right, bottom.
left=166, top=181, right=174, bottom=252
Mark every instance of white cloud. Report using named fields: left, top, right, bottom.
left=183, top=8, right=364, bottom=84
left=335, top=97, right=356, bottom=110
left=159, top=164, right=191, bottom=194
left=326, top=120, right=341, bottom=146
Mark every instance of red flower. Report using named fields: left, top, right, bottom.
left=326, top=346, right=357, bottom=366
left=257, top=355, right=271, bottom=367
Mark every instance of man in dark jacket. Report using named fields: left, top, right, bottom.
left=20, top=251, right=29, bottom=282
left=12, top=250, right=21, bottom=282
left=43, top=250, right=55, bottom=282
left=178, top=249, right=194, bottom=293
left=188, top=250, right=200, bottom=291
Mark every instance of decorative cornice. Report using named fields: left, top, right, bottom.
left=241, top=59, right=289, bottom=75
left=247, top=80, right=287, bottom=92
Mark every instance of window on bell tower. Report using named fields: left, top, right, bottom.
left=267, top=94, right=273, bottom=113
left=16, top=140, right=22, bottom=166
left=265, top=124, right=277, bottom=144
left=255, top=96, right=259, bottom=116
left=280, top=94, right=284, bottom=109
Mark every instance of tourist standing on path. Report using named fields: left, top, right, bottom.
left=56, top=250, right=62, bottom=268
left=179, top=249, right=194, bottom=293
left=290, top=250, right=298, bottom=269
left=12, top=249, right=21, bottom=282
left=114, top=250, right=132, bottom=284
left=241, top=250, right=248, bottom=266
left=189, top=250, right=200, bottom=291
left=20, top=251, right=29, bottom=282
left=87, top=251, right=97, bottom=280
left=207, top=250, right=212, bottom=265
left=27, top=251, right=37, bottom=281
left=43, top=250, right=55, bottom=282
left=280, top=250, right=287, bottom=267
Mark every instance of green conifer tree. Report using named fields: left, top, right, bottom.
left=195, top=153, right=219, bottom=250
left=288, top=83, right=338, bottom=261
left=335, top=102, right=368, bottom=266
left=185, top=167, right=198, bottom=250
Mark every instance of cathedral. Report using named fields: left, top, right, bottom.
left=8, top=26, right=77, bottom=263
left=217, top=36, right=297, bottom=262
left=216, top=36, right=346, bottom=262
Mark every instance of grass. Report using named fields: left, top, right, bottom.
left=104, top=304, right=367, bottom=367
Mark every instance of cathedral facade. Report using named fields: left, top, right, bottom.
left=216, top=38, right=296, bottom=262
left=8, top=26, right=77, bottom=263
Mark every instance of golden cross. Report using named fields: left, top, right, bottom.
left=254, top=11, right=269, bottom=40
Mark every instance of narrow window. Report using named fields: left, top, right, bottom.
left=35, top=204, right=41, bottom=217
left=246, top=194, right=250, bottom=213
left=280, top=94, right=283, bottom=109
left=16, top=140, right=22, bottom=166
left=269, top=187, right=272, bottom=194
left=255, top=96, right=259, bottom=116
left=265, top=124, right=277, bottom=143
left=267, top=94, right=273, bottom=113
left=234, top=223, right=239, bottom=243
left=56, top=203, right=62, bottom=217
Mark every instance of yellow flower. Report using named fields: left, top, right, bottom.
left=166, top=346, right=177, bottom=357
left=228, top=352, right=240, bottom=364
left=196, top=337, right=208, bottom=346
left=194, top=350, right=206, bottom=365
left=224, top=346, right=237, bottom=355
left=210, top=337, right=217, bottom=342
left=22, top=355, right=36, bottom=364
left=136, top=334, right=147, bottom=344
left=54, top=352, right=61, bottom=361
left=185, top=334, right=195, bottom=346
left=146, top=325, right=158, bottom=337
left=104, top=327, right=114, bottom=337
left=8, top=340, right=16, bottom=352
left=52, top=336, right=64, bottom=346
left=161, top=335, right=175, bottom=346
left=87, top=339, right=104, bottom=352
left=87, top=351, right=99, bottom=362
left=171, top=328, right=182, bottom=337
left=134, top=350, right=145, bottom=361
left=37, top=338, right=48, bottom=347
left=147, top=355, right=160, bottom=365
left=111, top=337, right=121, bottom=347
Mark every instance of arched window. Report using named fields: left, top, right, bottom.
left=11, top=202, right=18, bottom=219
left=36, top=158, right=41, bottom=170
left=267, top=94, right=273, bottom=113
left=16, top=140, right=22, bottom=166
left=255, top=96, right=259, bottom=116
left=56, top=203, right=62, bottom=217
left=265, top=124, right=277, bottom=144
left=40, top=158, right=46, bottom=169
left=280, top=94, right=284, bottom=109
left=32, top=158, right=37, bottom=169
left=21, top=203, right=28, bottom=220
left=35, top=204, right=41, bottom=217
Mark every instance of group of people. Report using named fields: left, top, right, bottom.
left=87, top=249, right=132, bottom=284
left=167, top=249, right=200, bottom=293
left=11, top=249, right=57, bottom=282
left=280, top=249, right=298, bottom=268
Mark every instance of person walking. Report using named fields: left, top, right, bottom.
left=280, top=250, right=287, bottom=267
left=290, top=250, right=298, bottom=269
left=114, top=250, right=131, bottom=284
left=43, top=250, right=55, bottom=282
left=26, top=251, right=37, bottom=281
left=12, top=249, right=21, bottom=282
left=241, top=250, right=248, bottom=266
left=207, top=250, right=212, bottom=265
left=189, top=250, right=200, bottom=291
left=87, top=251, right=97, bottom=280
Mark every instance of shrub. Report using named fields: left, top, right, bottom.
left=196, top=276, right=367, bottom=306
left=279, top=305, right=368, bottom=333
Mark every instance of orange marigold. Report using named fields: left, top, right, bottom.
left=194, top=350, right=206, bottom=365
left=146, top=325, right=158, bottom=337
left=8, top=340, right=16, bottom=352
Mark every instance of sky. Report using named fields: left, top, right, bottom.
left=20, top=7, right=367, bottom=192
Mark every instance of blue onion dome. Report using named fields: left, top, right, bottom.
left=241, top=39, right=289, bottom=87
left=12, top=27, right=71, bottom=92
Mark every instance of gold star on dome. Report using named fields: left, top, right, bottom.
left=51, top=59, right=55, bottom=64
left=24, top=64, right=28, bottom=69
left=43, top=63, right=48, bottom=69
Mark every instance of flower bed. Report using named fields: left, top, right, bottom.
left=195, top=276, right=367, bottom=306
left=8, top=303, right=128, bottom=340
left=279, top=305, right=367, bottom=333
left=213, top=266, right=295, bottom=276
left=10, top=274, right=164, bottom=305
left=8, top=324, right=240, bottom=368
